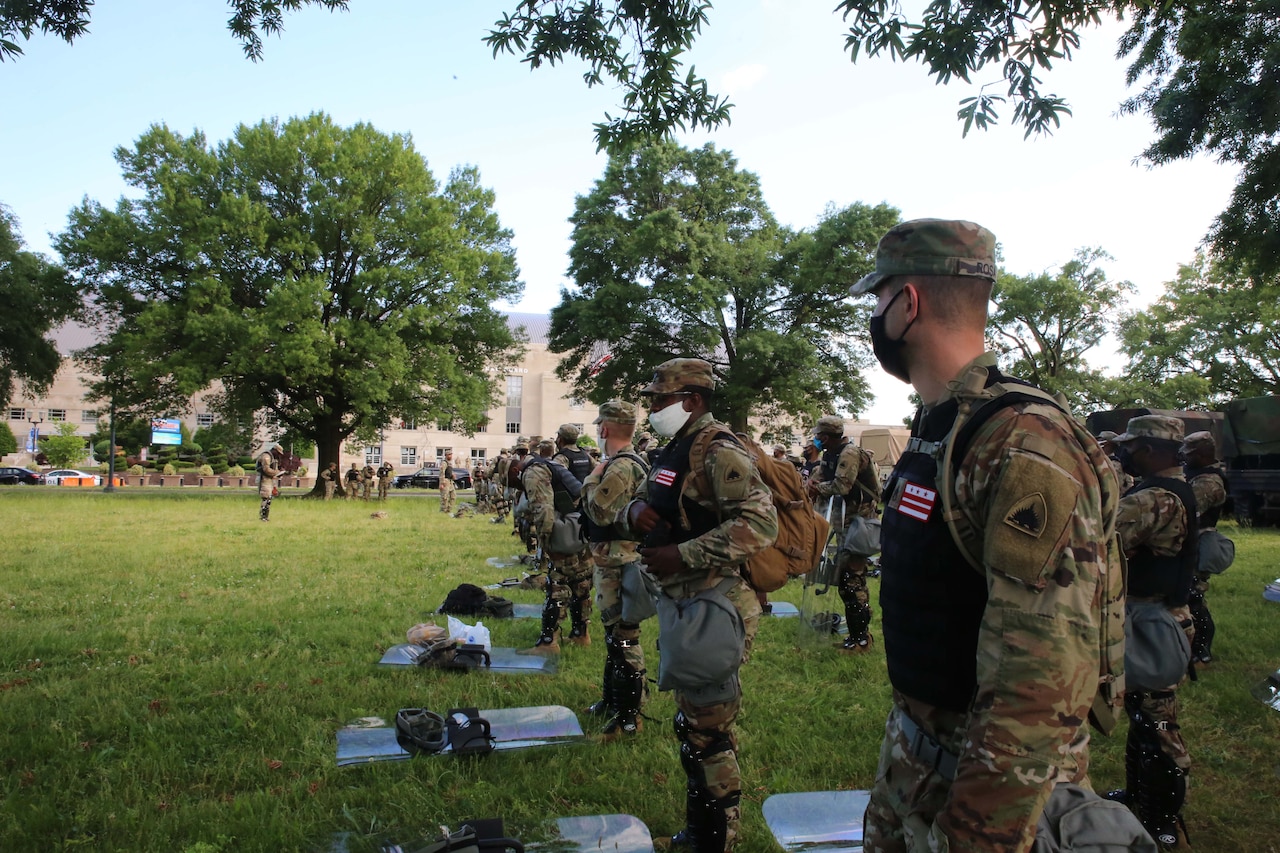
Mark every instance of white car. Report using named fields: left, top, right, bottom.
left=45, top=469, right=103, bottom=486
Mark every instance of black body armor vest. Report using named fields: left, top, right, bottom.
left=1124, top=476, right=1199, bottom=606
left=644, top=428, right=723, bottom=548
left=558, top=445, right=593, bottom=485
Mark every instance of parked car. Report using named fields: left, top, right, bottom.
left=45, top=469, right=103, bottom=486
left=393, top=465, right=472, bottom=490
left=0, top=467, right=45, bottom=485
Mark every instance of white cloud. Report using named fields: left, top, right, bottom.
left=720, top=63, right=768, bottom=97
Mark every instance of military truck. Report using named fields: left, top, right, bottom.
left=1084, top=408, right=1224, bottom=449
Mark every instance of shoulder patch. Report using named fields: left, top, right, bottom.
left=1003, top=493, right=1046, bottom=538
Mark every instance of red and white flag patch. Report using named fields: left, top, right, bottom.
left=897, top=483, right=937, bottom=522
left=654, top=468, right=678, bottom=487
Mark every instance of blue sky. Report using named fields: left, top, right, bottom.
left=1, top=0, right=1238, bottom=425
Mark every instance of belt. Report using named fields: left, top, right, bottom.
left=898, top=711, right=959, bottom=781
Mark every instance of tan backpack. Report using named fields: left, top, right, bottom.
left=686, top=425, right=830, bottom=593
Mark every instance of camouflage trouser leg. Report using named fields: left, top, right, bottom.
left=1138, top=687, right=1191, bottom=774
left=595, top=561, right=644, bottom=671
left=1189, top=573, right=1214, bottom=661
left=864, top=706, right=954, bottom=853
left=546, top=553, right=593, bottom=630
left=837, top=552, right=872, bottom=640
left=378, top=482, right=389, bottom=500
left=259, top=495, right=272, bottom=521
left=323, top=481, right=335, bottom=501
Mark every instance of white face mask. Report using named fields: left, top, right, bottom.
left=648, top=401, right=692, bottom=437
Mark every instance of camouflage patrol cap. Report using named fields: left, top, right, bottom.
left=537, top=439, right=555, bottom=454
left=640, top=358, right=715, bottom=395
left=1114, top=415, right=1185, bottom=444
left=1097, top=430, right=1120, bottom=442
left=636, top=431, right=653, bottom=444
left=850, top=219, right=998, bottom=296
left=1183, top=430, right=1217, bottom=454
left=594, top=400, right=637, bottom=425
left=772, top=444, right=787, bottom=454
left=813, top=415, right=846, bottom=437
left=557, top=423, right=580, bottom=443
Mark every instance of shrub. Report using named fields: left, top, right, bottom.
left=162, top=463, right=177, bottom=475
left=198, top=465, right=214, bottom=476
left=226, top=465, right=246, bottom=477
left=127, top=464, right=146, bottom=475
left=295, top=465, right=308, bottom=477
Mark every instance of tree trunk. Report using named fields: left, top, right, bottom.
left=307, top=413, right=348, bottom=498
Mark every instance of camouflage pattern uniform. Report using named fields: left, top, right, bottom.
left=624, top=359, right=778, bottom=853
left=361, top=464, right=375, bottom=501
left=582, top=400, right=650, bottom=736
left=1112, top=415, right=1197, bottom=849
left=1183, top=431, right=1227, bottom=664
left=811, top=414, right=880, bottom=651
left=320, top=463, right=338, bottom=501
left=1098, top=430, right=1135, bottom=493
left=850, top=221, right=1113, bottom=853
left=376, top=462, right=393, bottom=501
left=520, top=442, right=593, bottom=653
left=439, top=453, right=456, bottom=514
left=256, top=445, right=281, bottom=521
left=344, top=463, right=361, bottom=501
left=552, top=425, right=597, bottom=644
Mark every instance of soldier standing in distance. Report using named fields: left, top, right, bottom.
left=850, top=220, right=1118, bottom=852
left=581, top=401, right=650, bottom=737
left=1181, top=430, right=1228, bottom=665
left=376, top=460, right=394, bottom=501
left=361, top=463, right=375, bottom=501
left=344, top=462, right=360, bottom=500
left=1109, top=415, right=1198, bottom=850
left=256, top=442, right=283, bottom=522
left=807, top=414, right=880, bottom=652
left=320, top=462, right=339, bottom=501
left=438, top=451, right=457, bottom=514
left=622, top=358, right=778, bottom=853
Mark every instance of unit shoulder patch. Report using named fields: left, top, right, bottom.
left=1003, top=493, right=1047, bottom=538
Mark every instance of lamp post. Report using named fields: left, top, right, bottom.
left=28, top=415, right=44, bottom=464
left=104, top=397, right=117, bottom=493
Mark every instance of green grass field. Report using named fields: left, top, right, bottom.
left=1, top=487, right=1278, bottom=852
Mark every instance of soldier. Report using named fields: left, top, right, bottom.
left=490, top=449, right=512, bottom=521
left=1182, top=430, right=1229, bottom=665
left=622, top=358, right=778, bottom=853
left=439, top=451, right=457, bottom=514
left=581, top=402, right=651, bottom=737
left=255, top=442, right=283, bottom=521
left=1110, top=415, right=1198, bottom=849
left=344, top=462, right=361, bottom=500
left=636, top=430, right=661, bottom=466
left=771, top=444, right=788, bottom=461
left=320, top=462, right=339, bottom=501
left=1099, top=429, right=1136, bottom=492
left=519, top=428, right=594, bottom=652
left=552, top=424, right=596, bottom=644
left=376, top=460, right=394, bottom=501
left=850, top=220, right=1118, bottom=851
left=800, top=440, right=821, bottom=481
left=361, top=463, right=375, bottom=501
left=807, top=414, right=880, bottom=652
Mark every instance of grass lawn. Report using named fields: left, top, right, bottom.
left=1, top=487, right=1278, bottom=852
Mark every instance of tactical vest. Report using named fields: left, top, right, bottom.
left=1124, top=476, right=1199, bottom=606
left=522, top=455, right=581, bottom=515
left=1184, top=465, right=1227, bottom=529
left=585, top=451, right=649, bottom=542
left=817, top=445, right=846, bottom=516
left=645, top=427, right=722, bottom=547
left=880, top=397, right=990, bottom=713
left=557, top=445, right=593, bottom=485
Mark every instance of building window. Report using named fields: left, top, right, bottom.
left=572, top=423, right=584, bottom=436
left=470, top=449, right=486, bottom=464
left=401, top=446, right=417, bottom=466
left=506, top=422, right=520, bottom=434
left=476, top=420, right=488, bottom=433
left=506, top=376, right=523, bottom=408
left=569, top=397, right=585, bottom=410
left=196, top=413, right=215, bottom=428
left=399, top=418, right=416, bottom=430
left=48, top=409, right=67, bottom=422
left=364, top=446, right=382, bottom=465
left=9, top=408, right=25, bottom=420
left=436, top=420, right=450, bottom=432
left=436, top=447, right=452, bottom=464
left=82, top=410, right=99, bottom=423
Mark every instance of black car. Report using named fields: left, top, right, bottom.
left=0, top=467, right=45, bottom=485
left=393, top=466, right=472, bottom=490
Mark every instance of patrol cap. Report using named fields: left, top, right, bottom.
left=850, top=219, right=998, bottom=296
left=557, top=423, right=581, bottom=442
left=640, top=358, right=715, bottom=395
left=813, top=415, right=846, bottom=437
left=1113, top=415, right=1185, bottom=444
left=636, top=431, right=653, bottom=444
left=1097, top=430, right=1119, bottom=442
left=594, top=400, right=637, bottom=425
left=772, top=444, right=787, bottom=454
left=537, top=439, right=555, bottom=454
left=1182, top=430, right=1217, bottom=454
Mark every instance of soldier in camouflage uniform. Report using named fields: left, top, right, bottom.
left=519, top=432, right=594, bottom=654
left=376, top=461, right=394, bottom=501
left=581, top=401, right=651, bottom=737
left=850, top=220, right=1116, bottom=852
left=361, top=464, right=375, bottom=501
left=320, top=462, right=339, bottom=501
left=1110, top=415, right=1198, bottom=850
left=1182, top=430, right=1228, bottom=665
left=808, top=414, right=880, bottom=652
left=438, top=452, right=456, bottom=514
left=1099, top=430, right=1136, bottom=492
left=256, top=443, right=283, bottom=521
left=552, top=424, right=597, bottom=644
left=344, top=463, right=361, bottom=501
left=622, top=358, right=778, bottom=853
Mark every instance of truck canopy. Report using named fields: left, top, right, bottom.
left=858, top=428, right=909, bottom=468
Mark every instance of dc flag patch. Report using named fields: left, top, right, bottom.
left=897, top=483, right=937, bottom=522
left=654, top=468, right=677, bottom=487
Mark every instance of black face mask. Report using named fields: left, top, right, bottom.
left=869, top=288, right=915, bottom=383
left=1114, top=446, right=1139, bottom=477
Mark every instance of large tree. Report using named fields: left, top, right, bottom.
left=58, top=112, right=522, bottom=494
left=1118, top=252, right=1280, bottom=407
left=548, top=141, right=894, bottom=434
left=0, top=204, right=79, bottom=409
left=987, top=248, right=1133, bottom=413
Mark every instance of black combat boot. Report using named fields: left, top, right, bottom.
left=603, top=643, right=644, bottom=738
left=838, top=600, right=873, bottom=652
left=566, top=594, right=591, bottom=647
left=518, top=599, right=561, bottom=655
left=586, top=633, right=616, bottom=717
